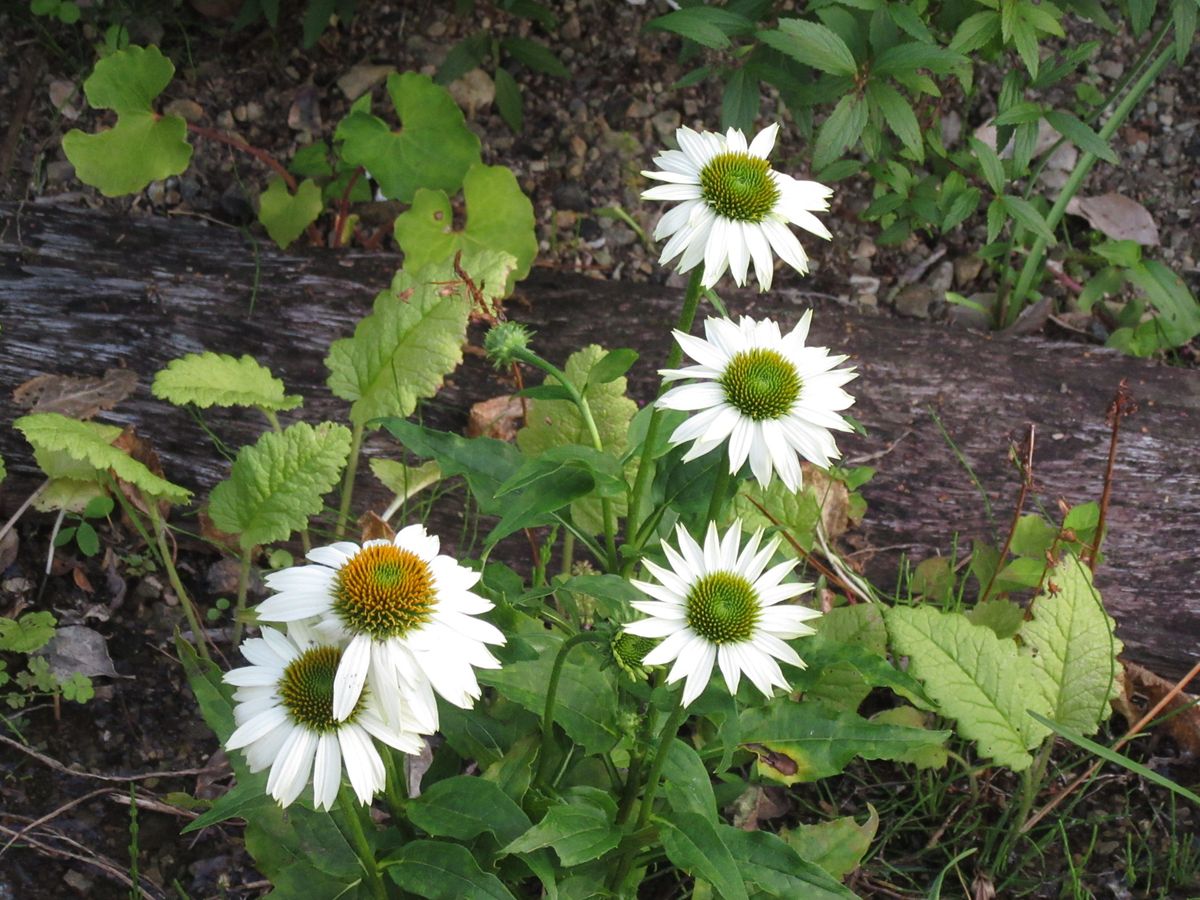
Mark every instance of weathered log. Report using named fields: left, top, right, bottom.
left=2, top=202, right=1198, bottom=679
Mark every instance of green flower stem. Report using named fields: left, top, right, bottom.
left=231, top=550, right=253, bottom=645
left=333, top=785, right=388, bottom=900
left=705, top=450, right=731, bottom=523
left=143, top=496, right=209, bottom=660
left=534, top=631, right=607, bottom=789
left=560, top=530, right=576, bottom=577
left=609, top=695, right=688, bottom=891
left=513, top=348, right=619, bottom=571
left=380, top=748, right=410, bottom=826
left=336, top=421, right=366, bottom=540
left=261, top=408, right=282, bottom=433
left=1003, top=32, right=1175, bottom=326
left=625, top=269, right=705, bottom=572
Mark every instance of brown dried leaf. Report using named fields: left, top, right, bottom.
left=801, top=463, right=851, bottom=540
left=1065, top=192, right=1160, bottom=245
left=111, top=427, right=171, bottom=518
left=0, top=529, right=18, bottom=572
left=337, top=63, right=395, bottom=102
left=729, top=784, right=790, bottom=831
left=199, top=508, right=242, bottom=554
left=467, top=394, right=526, bottom=442
left=72, top=566, right=95, bottom=594
left=1116, top=660, right=1200, bottom=756
left=359, top=510, right=395, bottom=543
left=12, top=368, right=138, bottom=419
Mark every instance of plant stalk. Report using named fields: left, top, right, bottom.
left=231, top=550, right=253, bottom=645
left=333, top=785, right=388, bottom=900
left=534, top=631, right=606, bottom=788
left=336, top=421, right=366, bottom=540
left=145, top=498, right=210, bottom=660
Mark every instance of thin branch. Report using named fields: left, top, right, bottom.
left=979, top=425, right=1036, bottom=603
left=1091, top=379, right=1135, bottom=571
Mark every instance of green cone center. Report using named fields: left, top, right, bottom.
left=333, top=544, right=437, bottom=640
left=279, top=645, right=363, bottom=732
left=719, top=348, right=801, bottom=421
left=685, top=571, right=760, bottom=644
left=699, top=151, right=780, bottom=223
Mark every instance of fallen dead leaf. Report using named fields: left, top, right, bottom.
left=359, top=510, right=395, bottom=542
left=72, top=566, right=95, bottom=594
left=288, top=84, right=322, bottom=134
left=467, top=394, right=526, bottom=441
left=1065, top=192, right=1160, bottom=245
left=112, top=427, right=171, bottom=518
left=13, top=368, right=138, bottom=418
left=337, top=62, right=395, bottom=101
left=801, top=463, right=851, bottom=539
left=973, top=118, right=1061, bottom=160
left=1116, top=660, right=1200, bottom=756
left=729, top=784, right=789, bottom=830
left=449, top=68, right=495, bottom=118
left=39, top=624, right=119, bottom=679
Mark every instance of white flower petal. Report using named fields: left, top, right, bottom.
left=312, top=733, right=342, bottom=811
left=333, top=634, right=372, bottom=722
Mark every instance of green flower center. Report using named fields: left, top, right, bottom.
left=333, top=544, right=437, bottom=640
left=699, top=151, right=781, bottom=223
left=611, top=632, right=657, bottom=680
left=719, top=348, right=801, bottom=421
left=685, top=572, right=760, bottom=644
left=279, top=645, right=364, bottom=732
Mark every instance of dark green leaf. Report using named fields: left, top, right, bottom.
left=436, top=31, right=491, bottom=85
left=722, top=827, right=857, bottom=898
left=302, top=0, right=336, bottom=47
left=992, top=101, right=1044, bottom=125
left=872, top=42, right=964, bottom=75
left=1002, top=195, right=1057, bottom=243
left=949, top=10, right=1000, bottom=53
left=662, top=740, right=718, bottom=823
left=757, top=19, right=859, bottom=75
left=501, top=787, right=620, bottom=866
left=501, top=37, right=570, bottom=78
left=721, top=68, right=760, bottom=134
left=867, top=82, right=922, bottom=161
left=586, top=348, right=639, bottom=387
left=494, top=66, right=523, bottom=132
left=647, top=8, right=754, bottom=49
left=1045, top=109, right=1117, bottom=163
left=969, top=136, right=1006, bottom=193
left=384, top=840, right=517, bottom=899
left=658, top=811, right=749, bottom=900
left=75, top=521, right=99, bottom=556
left=813, top=92, right=867, bottom=169
left=407, top=775, right=531, bottom=845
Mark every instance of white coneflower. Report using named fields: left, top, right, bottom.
left=658, top=312, right=856, bottom=492
left=624, top=520, right=821, bottom=707
left=254, top=524, right=505, bottom=732
left=224, top=625, right=423, bottom=809
left=642, top=123, right=833, bottom=291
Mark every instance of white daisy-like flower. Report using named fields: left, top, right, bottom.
left=625, top=520, right=821, bottom=707
left=642, top=123, right=833, bottom=291
left=658, top=311, right=856, bottom=492
left=224, top=624, right=424, bottom=809
left=255, top=524, right=505, bottom=733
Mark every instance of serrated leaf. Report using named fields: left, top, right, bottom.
left=872, top=41, right=965, bottom=75
left=256, top=177, right=322, bottom=249
left=516, top=345, right=636, bottom=534
left=1126, top=260, right=1200, bottom=346
left=1044, top=110, right=1117, bottom=164
left=62, top=46, right=191, bottom=197
left=647, top=7, right=754, bottom=49
left=969, top=136, right=1006, bottom=193
left=950, top=10, right=1000, bottom=52
left=15, top=413, right=189, bottom=503
left=0, top=611, right=58, bottom=654
left=869, top=707, right=949, bottom=768
left=152, top=352, right=302, bottom=412
left=502, top=787, right=620, bottom=866
left=782, top=805, right=878, bottom=879
left=966, top=598, right=1025, bottom=639
left=740, top=701, right=951, bottom=782
left=885, top=605, right=1051, bottom=770
left=1020, top=556, right=1123, bottom=735
left=867, top=82, right=923, bottom=162
left=208, top=421, right=351, bottom=549
left=1002, top=194, right=1057, bottom=243
left=721, top=68, right=760, bottom=134
left=335, top=71, right=481, bottom=202
left=325, top=262, right=479, bottom=428
left=814, top=92, right=867, bottom=170
left=758, top=19, right=859, bottom=75
left=393, top=163, right=536, bottom=295
left=658, top=812, right=749, bottom=900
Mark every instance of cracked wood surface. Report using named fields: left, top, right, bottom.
left=2, top=202, right=1198, bottom=679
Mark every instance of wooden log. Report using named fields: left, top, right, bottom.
left=2, top=202, right=1198, bottom=680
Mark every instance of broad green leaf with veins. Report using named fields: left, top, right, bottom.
left=393, top=163, right=537, bottom=295
left=516, top=344, right=637, bottom=534
left=326, top=254, right=515, bottom=428
left=208, top=421, right=351, bottom=549
left=886, top=605, right=1052, bottom=770
left=256, top=177, right=322, bottom=249
left=334, top=71, right=481, bottom=202
left=1020, top=555, right=1123, bottom=735
left=15, top=413, right=190, bottom=503
left=62, top=46, right=192, bottom=197
left=153, top=352, right=301, bottom=411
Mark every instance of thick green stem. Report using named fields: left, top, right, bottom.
left=334, top=785, right=388, bottom=900
left=336, top=421, right=366, bottom=540
left=231, top=550, right=253, bottom=644
left=625, top=269, right=705, bottom=572
left=145, top=499, right=209, bottom=659
left=1004, top=34, right=1175, bottom=325
left=380, top=748, right=410, bottom=827
left=534, top=631, right=606, bottom=788
left=560, top=531, right=576, bottom=577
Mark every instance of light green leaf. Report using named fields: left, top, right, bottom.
left=867, top=82, right=923, bottom=162
left=782, top=805, right=878, bottom=880
left=370, top=458, right=441, bottom=501
left=967, top=598, right=1026, bottom=639
left=393, top=163, right=536, bottom=295
left=662, top=739, right=719, bottom=823
left=657, top=811, right=749, bottom=900
left=208, top=421, right=351, bottom=549
left=871, top=42, right=965, bottom=76
left=516, top=344, right=637, bottom=534
left=1126, top=260, right=1200, bottom=346
left=1002, top=195, right=1057, bottom=244
left=869, top=707, right=949, bottom=768
left=335, top=71, right=481, bottom=202
left=385, top=841, right=517, bottom=899
left=15, top=413, right=189, bottom=503
left=325, top=261, right=483, bottom=428
left=152, top=352, right=302, bottom=412
left=813, top=93, right=867, bottom=170
left=1044, top=110, right=1118, bottom=164
left=1020, top=556, right=1123, bottom=735
left=739, top=701, right=950, bottom=782
left=949, top=10, right=1000, bottom=53
left=502, top=787, right=620, bottom=867
left=758, top=19, right=859, bottom=76
left=0, top=611, right=58, bottom=654
left=256, top=177, right=322, bottom=249
left=885, top=605, right=1051, bottom=770
left=721, top=827, right=857, bottom=899
left=62, top=45, right=192, bottom=197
